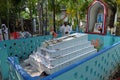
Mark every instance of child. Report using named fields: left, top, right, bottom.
left=50, top=28, right=57, bottom=39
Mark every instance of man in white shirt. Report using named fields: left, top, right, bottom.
left=60, top=22, right=72, bottom=36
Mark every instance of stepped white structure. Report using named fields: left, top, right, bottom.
left=28, top=33, right=97, bottom=74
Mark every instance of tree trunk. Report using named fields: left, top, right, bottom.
left=45, top=3, right=48, bottom=35
left=52, top=0, right=56, bottom=32
left=0, top=72, right=2, bottom=80
left=109, top=9, right=116, bottom=28
left=7, top=0, right=10, bottom=39
left=38, top=2, right=43, bottom=35
left=107, top=1, right=117, bottom=28
left=0, top=18, right=1, bottom=28
left=41, top=3, right=44, bottom=35
left=116, top=23, right=120, bottom=36
left=37, top=1, right=40, bottom=34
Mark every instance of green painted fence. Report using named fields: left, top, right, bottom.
left=0, top=35, right=52, bottom=59
left=0, top=35, right=52, bottom=80
left=7, top=36, right=120, bottom=80
left=42, top=41, right=120, bottom=80
left=1, top=34, right=120, bottom=80
left=0, top=49, right=9, bottom=80
left=8, top=58, right=24, bottom=80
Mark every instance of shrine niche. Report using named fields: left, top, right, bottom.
left=86, top=0, right=107, bottom=35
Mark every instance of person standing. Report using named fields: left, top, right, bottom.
left=1, top=24, right=8, bottom=40
left=60, top=22, right=72, bottom=36
left=50, top=29, right=57, bottom=39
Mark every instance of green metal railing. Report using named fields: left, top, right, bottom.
left=7, top=35, right=120, bottom=80
left=1, top=34, right=120, bottom=80
left=0, top=49, right=9, bottom=80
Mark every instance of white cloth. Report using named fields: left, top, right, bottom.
left=22, top=31, right=31, bottom=38
left=18, top=32, right=24, bottom=38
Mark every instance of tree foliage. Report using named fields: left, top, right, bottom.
left=103, top=0, right=118, bottom=28
left=0, top=0, right=119, bottom=32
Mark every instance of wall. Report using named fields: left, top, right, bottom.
left=0, top=35, right=52, bottom=59
left=1, top=34, right=120, bottom=80
left=0, top=49, right=9, bottom=80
